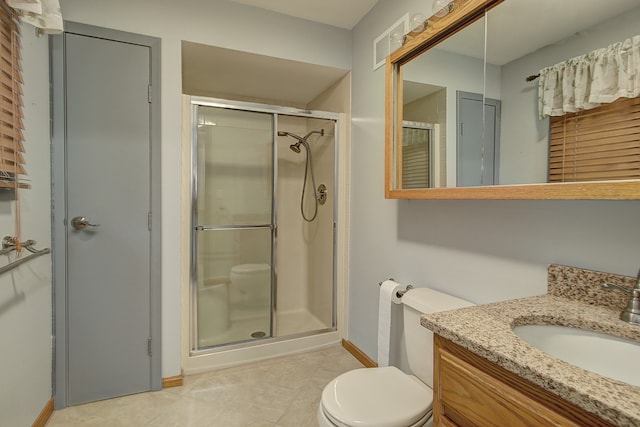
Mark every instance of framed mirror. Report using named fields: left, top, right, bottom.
left=385, top=0, right=640, bottom=199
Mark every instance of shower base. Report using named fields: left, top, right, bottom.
left=277, top=309, right=328, bottom=336
left=187, top=308, right=338, bottom=375
left=198, top=307, right=330, bottom=348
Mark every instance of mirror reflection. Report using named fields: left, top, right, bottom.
left=396, top=0, right=640, bottom=189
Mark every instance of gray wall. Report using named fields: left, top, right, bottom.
left=349, top=0, right=640, bottom=363
left=0, top=25, right=52, bottom=426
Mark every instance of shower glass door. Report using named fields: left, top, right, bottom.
left=192, top=105, right=275, bottom=350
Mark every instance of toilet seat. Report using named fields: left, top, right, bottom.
left=230, top=263, right=270, bottom=275
left=320, top=366, right=433, bottom=427
left=319, top=406, right=431, bottom=427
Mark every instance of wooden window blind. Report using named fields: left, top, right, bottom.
left=549, top=96, right=640, bottom=183
left=0, top=1, right=28, bottom=189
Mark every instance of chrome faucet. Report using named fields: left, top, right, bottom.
left=602, top=268, right=640, bottom=325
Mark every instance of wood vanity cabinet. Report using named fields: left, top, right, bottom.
left=433, top=335, right=615, bottom=427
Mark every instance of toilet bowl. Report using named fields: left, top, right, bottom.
left=318, top=288, right=473, bottom=427
left=317, top=366, right=433, bottom=427
left=229, top=263, right=271, bottom=308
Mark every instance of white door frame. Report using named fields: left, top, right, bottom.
left=50, top=21, right=162, bottom=409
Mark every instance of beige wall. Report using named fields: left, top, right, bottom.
left=276, top=114, right=336, bottom=328
left=307, top=74, right=351, bottom=327
left=276, top=115, right=314, bottom=314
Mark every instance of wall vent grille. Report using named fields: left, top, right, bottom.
left=373, top=13, right=408, bottom=71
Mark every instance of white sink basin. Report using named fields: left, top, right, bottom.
left=513, top=324, right=640, bottom=387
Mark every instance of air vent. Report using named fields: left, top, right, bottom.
left=373, top=13, right=408, bottom=70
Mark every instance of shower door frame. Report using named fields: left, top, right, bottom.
left=189, top=97, right=340, bottom=355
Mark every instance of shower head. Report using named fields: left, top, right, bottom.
left=279, top=130, right=305, bottom=154
left=279, top=129, right=325, bottom=154
left=289, top=143, right=301, bottom=153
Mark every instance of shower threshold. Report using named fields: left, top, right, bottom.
left=197, top=308, right=331, bottom=349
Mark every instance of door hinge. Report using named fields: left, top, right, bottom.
left=148, top=212, right=152, bottom=231
left=148, top=85, right=152, bottom=103
left=148, top=338, right=152, bottom=356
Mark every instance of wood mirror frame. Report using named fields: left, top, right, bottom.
left=384, top=0, right=640, bottom=200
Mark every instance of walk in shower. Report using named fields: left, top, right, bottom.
left=190, top=98, right=338, bottom=354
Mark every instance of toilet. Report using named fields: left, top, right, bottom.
left=318, top=287, right=474, bottom=427
left=229, top=263, right=271, bottom=307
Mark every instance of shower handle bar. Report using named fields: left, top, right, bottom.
left=195, top=224, right=275, bottom=232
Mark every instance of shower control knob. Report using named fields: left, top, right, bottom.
left=316, top=184, right=327, bottom=205
left=71, top=216, right=100, bottom=230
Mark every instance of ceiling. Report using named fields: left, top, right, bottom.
left=227, top=0, right=379, bottom=29
left=438, top=0, right=640, bottom=66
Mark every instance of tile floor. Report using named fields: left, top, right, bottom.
left=47, top=344, right=364, bottom=427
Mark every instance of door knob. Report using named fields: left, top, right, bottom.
left=71, top=216, right=99, bottom=230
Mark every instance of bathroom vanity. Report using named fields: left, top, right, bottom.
left=433, top=335, right=611, bottom=426
left=422, top=265, right=640, bottom=427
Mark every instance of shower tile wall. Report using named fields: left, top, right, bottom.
left=277, top=116, right=310, bottom=315
left=276, top=115, right=334, bottom=335
left=305, top=117, right=335, bottom=328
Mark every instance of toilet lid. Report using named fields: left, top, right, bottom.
left=321, top=366, right=433, bottom=427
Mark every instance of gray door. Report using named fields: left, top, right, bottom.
left=457, top=91, right=501, bottom=186
left=64, top=32, right=152, bottom=405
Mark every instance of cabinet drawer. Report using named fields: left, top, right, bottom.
left=437, top=348, right=580, bottom=427
left=433, top=336, right=614, bottom=427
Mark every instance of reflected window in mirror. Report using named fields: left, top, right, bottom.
left=485, top=0, right=640, bottom=186
left=549, top=97, right=640, bottom=183
left=401, top=121, right=437, bottom=188
left=402, top=85, right=445, bottom=188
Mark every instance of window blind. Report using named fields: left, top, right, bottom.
left=548, top=96, right=640, bottom=183
left=402, top=142, right=430, bottom=188
left=0, top=1, right=28, bottom=189
left=401, top=126, right=431, bottom=188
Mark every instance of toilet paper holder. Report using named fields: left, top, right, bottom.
left=378, top=278, right=414, bottom=298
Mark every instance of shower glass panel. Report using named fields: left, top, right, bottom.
left=193, top=106, right=274, bottom=349
left=190, top=97, right=339, bottom=356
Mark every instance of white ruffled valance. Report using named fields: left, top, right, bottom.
left=538, top=35, right=640, bottom=119
left=8, top=0, right=63, bottom=34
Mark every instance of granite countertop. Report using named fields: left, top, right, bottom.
left=420, top=265, right=640, bottom=427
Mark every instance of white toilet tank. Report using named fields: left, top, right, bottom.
left=401, top=288, right=474, bottom=388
